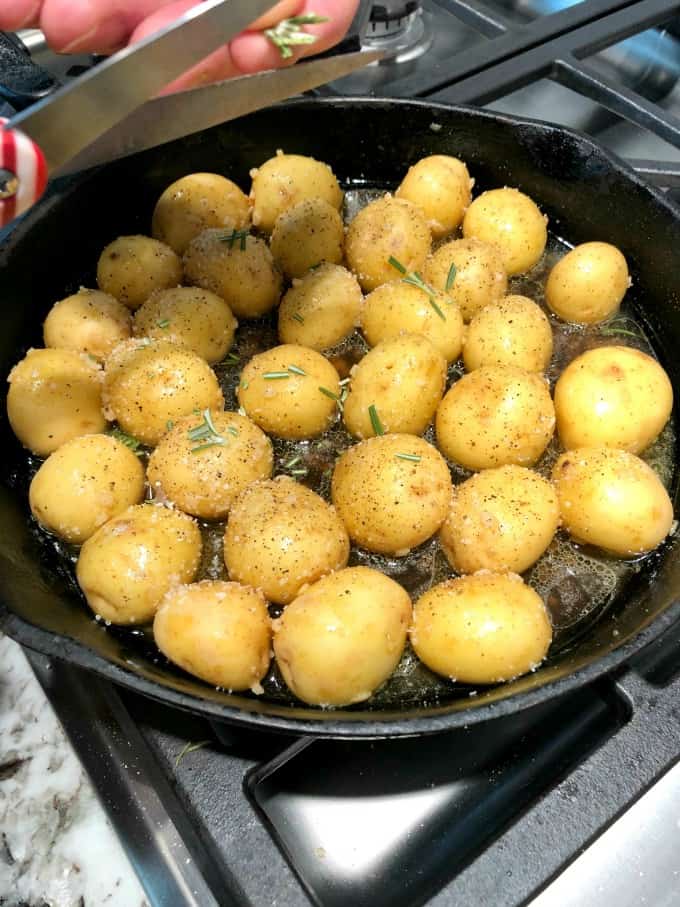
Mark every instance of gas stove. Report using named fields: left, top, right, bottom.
left=8, top=3, right=680, bottom=905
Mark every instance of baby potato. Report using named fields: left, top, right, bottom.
left=273, top=566, right=412, bottom=706
left=237, top=344, right=340, bottom=440
left=554, top=345, right=673, bottom=454
left=250, top=151, right=343, bottom=233
left=43, top=288, right=131, bottom=361
left=464, top=294, right=553, bottom=373
left=96, top=235, right=182, bottom=310
left=151, top=172, right=250, bottom=255
left=223, top=477, right=350, bottom=605
left=423, top=238, right=508, bottom=322
left=545, top=242, right=630, bottom=324
left=361, top=280, right=464, bottom=363
left=154, top=581, right=271, bottom=692
left=278, top=263, right=362, bottom=351
left=147, top=410, right=273, bottom=520
left=345, top=195, right=431, bottom=292
left=133, top=286, right=237, bottom=364
left=395, top=154, right=473, bottom=239
left=552, top=448, right=674, bottom=557
left=436, top=365, right=555, bottom=470
left=331, top=434, right=452, bottom=555
left=29, top=433, right=145, bottom=544
left=343, top=334, right=447, bottom=438
left=183, top=228, right=282, bottom=319
left=462, top=188, right=547, bottom=275
left=440, top=465, right=559, bottom=575
left=76, top=503, right=202, bottom=624
left=270, top=198, right=344, bottom=279
left=7, top=348, right=106, bottom=457
left=103, top=339, right=223, bottom=447
left=411, top=572, right=552, bottom=684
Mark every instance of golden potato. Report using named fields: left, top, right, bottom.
left=223, top=477, right=350, bottom=605
left=343, top=334, right=447, bottom=438
left=103, top=339, right=224, bottom=447
left=464, top=295, right=553, bottom=373
left=345, top=195, right=431, bottom=292
left=76, top=503, right=202, bottom=624
left=440, top=466, right=559, bottom=574
left=250, top=151, right=343, bottom=233
left=147, top=410, right=273, bottom=520
left=7, top=348, right=106, bottom=457
left=151, top=172, right=250, bottom=255
left=154, top=581, right=271, bottom=691
left=29, top=433, right=145, bottom=544
left=331, top=434, right=452, bottom=555
left=545, top=242, right=629, bottom=324
left=395, top=154, right=473, bottom=239
left=554, top=345, right=673, bottom=454
left=552, top=448, right=674, bottom=557
left=237, top=344, right=340, bottom=440
left=132, top=286, right=237, bottom=364
left=43, top=288, right=131, bottom=361
left=423, top=238, right=508, bottom=322
left=278, top=263, right=362, bottom=351
left=411, top=572, right=552, bottom=684
left=273, top=566, right=411, bottom=706
left=361, top=280, right=464, bottom=362
left=270, top=198, right=344, bottom=279
left=96, top=235, right=182, bottom=310
left=436, top=365, right=555, bottom=470
left=462, top=188, right=547, bottom=275
left=183, top=228, right=282, bottom=319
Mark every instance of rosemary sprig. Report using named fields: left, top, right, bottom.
left=187, top=409, right=227, bottom=453
left=319, top=385, right=343, bottom=412
left=264, top=14, right=329, bottom=60
left=388, top=255, right=446, bottom=321
left=445, top=263, right=457, bottom=292
left=283, top=454, right=308, bottom=478
left=109, top=427, right=143, bottom=454
left=395, top=452, right=421, bottom=463
left=157, top=318, right=171, bottom=329
left=220, top=229, right=249, bottom=250
left=225, top=352, right=240, bottom=365
left=175, top=739, right=211, bottom=768
left=291, top=313, right=305, bottom=324
left=368, top=404, right=385, bottom=436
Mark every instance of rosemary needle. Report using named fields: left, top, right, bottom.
left=287, top=364, right=307, bottom=376
left=445, top=263, right=457, bottom=292
left=291, top=313, right=305, bottom=324
left=395, top=452, right=421, bottom=463
left=264, top=14, right=329, bottom=59
left=368, top=404, right=385, bottom=436
left=263, top=371, right=290, bottom=380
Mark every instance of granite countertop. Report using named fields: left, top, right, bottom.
left=0, top=633, right=149, bottom=907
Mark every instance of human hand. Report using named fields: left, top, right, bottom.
left=0, top=0, right=360, bottom=92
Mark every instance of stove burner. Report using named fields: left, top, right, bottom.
left=362, top=1, right=432, bottom=62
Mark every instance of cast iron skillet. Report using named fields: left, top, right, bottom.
left=0, top=98, right=679, bottom=738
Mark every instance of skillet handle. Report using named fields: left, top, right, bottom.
left=0, top=118, right=48, bottom=227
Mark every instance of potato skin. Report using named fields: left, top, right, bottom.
left=133, top=286, right=237, bottom=364
left=554, top=345, right=673, bottom=454
left=270, top=198, right=344, bottom=279
left=223, top=477, right=350, bottom=605
left=464, top=295, right=553, bottom=373
left=250, top=151, right=343, bottom=233
left=545, top=242, right=629, bottom=324
left=147, top=410, right=273, bottom=520
left=96, top=235, right=182, bottom=310
left=152, top=172, right=250, bottom=255
left=423, top=238, right=508, bottom=322
left=411, top=572, right=552, bottom=684
left=440, top=466, right=559, bottom=575
left=154, top=581, right=271, bottom=691
left=396, top=154, right=472, bottom=239
left=361, top=280, right=464, bottom=362
left=331, top=434, right=452, bottom=555
left=183, top=228, right=282, bottom=319
left=278, top=263, right=362, bottom=351
left=463, top=188, right=547, bottom=276
left=29, top=434, right=145, bottom=544
left=43, top=288, right=132, bottom=360
left=551, top=448, right=673, bottom=557
left=237, top=344, right=340, bottom=440
left=7, top=348, right=106, bottom=456
left=76, top=503, right=202, bottom=625
left=343, top=334, right=447, bottom=438
left=345, top=196, right=432, bottom=292
left=436, top=365, right=555, bottom=470
left=273, top=566, right=412, bottom=706
left=103, top=339, right=224, bottom=447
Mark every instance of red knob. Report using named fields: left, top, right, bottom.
left=0, top=118, right=48, bottom=228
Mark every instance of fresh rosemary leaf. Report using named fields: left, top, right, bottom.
left=427, top=296, right=447, bottom=321
left=445, top=263, right=457, bottom=292
left=395, top=452, right=421, bottom=462
left=291, top=312, right=305, bottom=324
left=190, top=440, right=226, bottom=454
left=175, top=740, right=211, bottom=768
left=263, top=371, right=290, bottom=380
left=287, top=364, right=307, bottom=376
left=388, top=255, right=407, bottom=275
left=109, top=427, right=143, bottom=453
left=264, top=14, right=329, bottom=59
left=157, top=318, right=171, bottom=329
left=225, top=352, right=240, bottom=364
left=220, top=229, right=249, bottom=250
left=318, top=386, right=340, bottom=403
left=368, top=404, right=385, bottom=436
